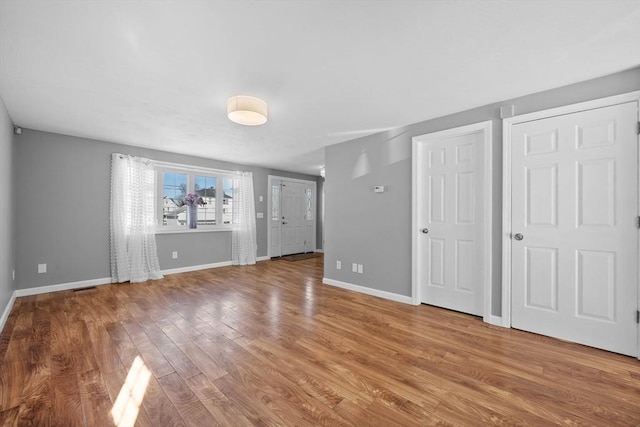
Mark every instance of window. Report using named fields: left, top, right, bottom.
left=162, top=172, right=187, bottom=226
left=222, top=177, right=233, bottom=224
left=156, top=164, right=234, bottom=232
left=271, top=184, right=280, bottom=221
left=305, top=187, right=313, bottom=220
left=195, top=175, right=216, bottom=225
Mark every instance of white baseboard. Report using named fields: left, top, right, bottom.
left=322, top=277, right=413, bottom=305
left=14, top=258, right=270, bottom=298
left=164, top=256, right=270, bottom=275
left=486, top=314, right=506, bottom=327
left=0, top=291, right=17, bottom=333
left=14, top=277, right=113, bottom=297
left=162, top=261, right=232, bottom=275
left=314, top=249, right=324, bottom=253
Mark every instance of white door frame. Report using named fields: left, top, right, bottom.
left=501, top=91, right=640, bottom=357
left=267, top=175, right=317, bottom=258
left=411, top=120, right=493, bottom=324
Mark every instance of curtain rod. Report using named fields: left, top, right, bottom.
left=152, top=159, right=241, bottom=175
left=114, top=153, right=242, bottom=175
left=114, top=153, right=152, bottom=163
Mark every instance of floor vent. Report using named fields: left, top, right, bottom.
left=71, top=286, right=97, bottom=292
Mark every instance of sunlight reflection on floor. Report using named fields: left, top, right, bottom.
left=111, top=356, right=151, bottom=427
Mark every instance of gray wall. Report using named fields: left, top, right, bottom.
left=0, top=97, right=14, bottom=313
left=324, top=67, right=640, bottom=316
left=13, top=129, right=316, bottom=290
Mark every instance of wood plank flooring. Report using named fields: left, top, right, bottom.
left=0, top=255, right=638, bottom=426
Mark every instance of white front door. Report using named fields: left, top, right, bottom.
left=415, top=126, right=488, bottom=316
left=510, top=101, right=638, bottom=356
left=268, top=176, right=317, bottom=258
left=281, top=181, right=308, bottom=256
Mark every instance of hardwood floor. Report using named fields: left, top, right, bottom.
left=0, top=255, right=638, bottom=426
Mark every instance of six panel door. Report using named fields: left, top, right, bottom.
left=420, top=131, right=485, bottom=316
left=510, top=101, right=638, bottom=356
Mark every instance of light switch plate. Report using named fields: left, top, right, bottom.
left=352, top=263, right=358, bottom=272
left=38, top=263, right=47, bottom=274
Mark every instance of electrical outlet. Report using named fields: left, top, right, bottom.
left=38, top=264, right=47, bottom=274
left=352, top=263, right=358, bottom=273
left=336, top=260, right=341, bottom=270
left=358, top=264, right=363, bottom=274
left=172, top=251, right=178, bottom=259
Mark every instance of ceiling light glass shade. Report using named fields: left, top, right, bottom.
left=227, top=95, right=268, bottom=126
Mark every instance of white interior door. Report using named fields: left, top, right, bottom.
left=510, top=101, right=638, bottom=356
left=416, top=129, right=486, bottom=316
left=281, top=181, right=308, bottom=256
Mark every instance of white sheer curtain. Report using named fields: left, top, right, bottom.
left=231, top=171, right=257, bottom=265
left=110, top=153, right=163, bottom=283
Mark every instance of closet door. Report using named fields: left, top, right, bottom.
left=510, top=101, right=638, bottom=356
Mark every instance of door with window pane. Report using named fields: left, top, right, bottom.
left=269, top=178, right=316, bottom=257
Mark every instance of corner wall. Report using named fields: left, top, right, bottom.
left=0, top=96, right=15, bottom=322
left=324, top=67, right=640, bottom=315
left=13, top=129, right=317, bottom=291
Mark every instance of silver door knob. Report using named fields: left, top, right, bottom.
left=421, top=228, right=429, bottom=234
left=514, top=233, right=524, bottom=241
left=282, top=221, right=288, bottom=225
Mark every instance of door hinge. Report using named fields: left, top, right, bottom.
left=637, top=310, right=640, bottom=324
left=637, top=216, right=640, bottom=228
left=637, top=122, right=640, bottom=135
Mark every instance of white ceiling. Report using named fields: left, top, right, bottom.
left=1, top=1, right=638, bottom=175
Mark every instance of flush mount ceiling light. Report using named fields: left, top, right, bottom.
left=227, top=95, right=268, bottom=126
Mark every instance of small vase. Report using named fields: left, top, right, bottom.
left=187, top=205, right=198, bottom=229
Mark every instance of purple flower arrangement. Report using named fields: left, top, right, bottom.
left=181, top=193, right=206, bottom=207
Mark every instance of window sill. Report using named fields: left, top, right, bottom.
left=155, top=227, right=232, bottom=235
